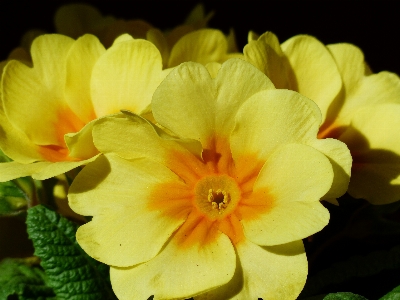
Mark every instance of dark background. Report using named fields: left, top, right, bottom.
left=0, top=1, right=399, bottom=299
left=0, top=1, right=399, bottom=74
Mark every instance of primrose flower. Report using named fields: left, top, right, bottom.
left=0, top=33, right=166, bottom=181
left=244, top=32, right=400, bottom=204
left=69, top=59, right=351, bottom=299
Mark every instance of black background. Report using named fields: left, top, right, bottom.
left=0, top=1, right=399, bottom=74
left=0, top=1, right=399, bottom=299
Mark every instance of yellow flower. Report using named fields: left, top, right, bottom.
left=0, top=33, right=166, bottom=181
left=244, top=32, right=400, bottom=204
left=69, top=59, right=351, bottom=299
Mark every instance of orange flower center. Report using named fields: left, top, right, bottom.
left=194, top=175, right=241, bottom=220
left=149, top=136, right=274, bottom=248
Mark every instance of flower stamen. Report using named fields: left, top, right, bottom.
left=208, top=189, right=229, bottom=213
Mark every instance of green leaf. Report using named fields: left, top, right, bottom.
left=0, top=180, right=29, bottom=216
left=380, top=284, right=400, bottom=300
left=26, top=205, right=117, bottom=300
left=323, top=292, right=368, bottom=300
left=0, top=257, right=55, bottom=300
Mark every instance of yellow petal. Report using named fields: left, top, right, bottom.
left=244, top=31, right=291, bottom=89
left=153, top=59, right=274, bottom=148
left=111, top=33, right=134, bottom=45
left=205, top=62, right=221, bottom=79
left=339, top=104, right=400, bottom=204
left=0, top=161, right=49, bottom=182
left=214, top=59, right=275, bottom=138
left=110, top=232, right=235, bottom=299
left=327, top=43, right=400, bottom=127
left=196, top=240, right=307, bottom=300
left=282, top=35, right=342, bottom=123
left=231, top=89, right=321, bottom=162
left=70, top=154, right=190, bottom=267
left=93, top=113, right=202, bottom=163
left=247, top=30, right=259, bottom=42
left=2, top=34, right=75, bottom=146
left=0, top=109, right=41, bottom=163
left=65, top=120, right=98, bottom=160
left=91, top=39, right=164, bottom=116
left=241, top=143, right=331, bottom=245
left=152, top=62, right=215, bottom=146
left=308, top=138, right=352, bottom=200
left=65, top=34, right=105, bottom=123
left=168, top=29, right=228, bottom=68
left=146, top=28, right=169, bottom=68
left=32, top=156, right=98, bottom=180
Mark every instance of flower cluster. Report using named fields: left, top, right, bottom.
left=1, top=3, right=400, bottom=300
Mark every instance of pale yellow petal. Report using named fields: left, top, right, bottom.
left=327, top=43, right=400, bottom=126
left=111, top=33, right=134, bottom=45
left=339, top=104, right=400, bottom=204
left=0, top=161, right=49, bottom=182
left=152, top=62, right=215, bottom=146
left=146, top=28, right=169, bottom=68
left=196, top=240, right=307, bottom=300
left=168, top=29, right=228, bottom=68
left=2, top=35, right=75, bottom=146
left=231, top=89, right=321, bottom=162
left=241, top=143, right=331, bottom=245
left=0, top=109, right=42, bottom=163
left=153, top=60, right=274, bottom=148
left=244, top=31, right=291, bottom=89
left=247, top=30, right=259, bottom=42
left=65, top=120, right=98, bottom=160
left=70, top=154, right=189, bottom=266
left=93, top=113, right=202, bottom=163
left=282, top=35, right=342, bottom=122
left=205, top=62, right=221, bottom=79
left=243, top=201, right=329, bottom=246
left=65, top=34, right=105, bottom=123
left=254, top=143, right=333, bottom=203
left=110, top=232, right=235, bottom=300
left=91, top=39, right=164, bottom=116
left=327, top=43, right=365, bottom=92
left=308, top=138, right=352, bottom=200
left=215, top=59, right=275, bottom=138
left=32, top=155, right=98, bottom=180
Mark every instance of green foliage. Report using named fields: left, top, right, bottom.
left=0, top=180, right=29, bottom=216
left=0, top=258, right=55, bottom=300
left=26, top=205, right=117, bottom=300
left=380, top=285, right=400, bottom=300
left=323, top=292, right=368, bottom=300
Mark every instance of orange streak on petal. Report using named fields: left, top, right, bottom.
left=173, top=211, right=220, bottom=249
left=165, top=149, right=211, bottom=185
left=234, top=155, right=265, bottom=195
left=218, top=213, right=245, bottom=245
left=203, top=136, right=235, bottom=175
left=37, top=106, right=87, bottom=162
left=38, top=145, right=76, bottom=162
left=55, top=106, right=86, bottom=145
left=148, top=180, right=194, bottom=220
left=236, top=188, right=275, bottom=222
